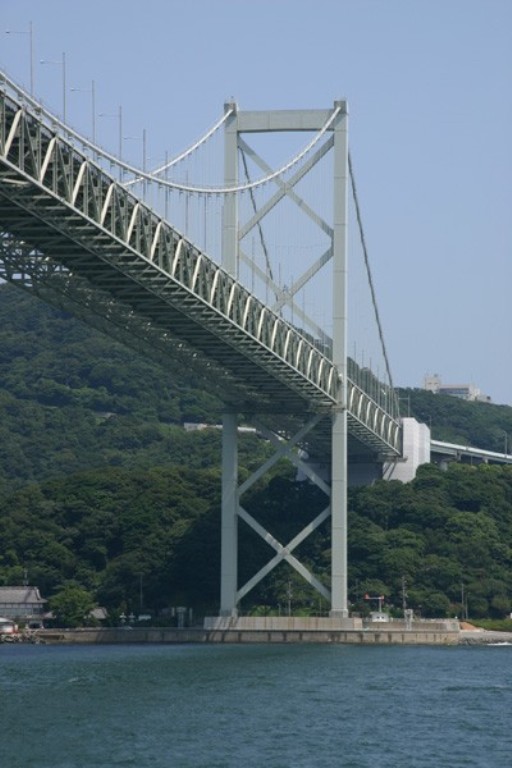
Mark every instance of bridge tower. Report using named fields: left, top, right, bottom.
left=219, top=102, right=350, bottom=620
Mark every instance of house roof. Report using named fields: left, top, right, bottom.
left=0, top=586, right=46, bottom=605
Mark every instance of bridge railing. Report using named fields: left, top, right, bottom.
left=347, top=357, right=400, bottom=423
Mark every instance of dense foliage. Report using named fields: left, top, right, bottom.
left=1, top=283, right=512, bottom=624
left=399, top=387, right=512, bottom=453
left=348, top=463, right=512, bottom=619
left=0, top=285, right=229, bottom=496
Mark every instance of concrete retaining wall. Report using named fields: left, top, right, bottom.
left=37, top=626, right=460, bottom=645
left=204, top=616, right=364, bottom=631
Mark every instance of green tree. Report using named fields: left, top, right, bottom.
left=49, top=584, right=96, bottom=627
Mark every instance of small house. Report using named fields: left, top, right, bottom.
left=0, top=586, right=46, bottom=621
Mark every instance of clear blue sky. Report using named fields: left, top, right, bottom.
left=2, top=0, right=511, bottom=404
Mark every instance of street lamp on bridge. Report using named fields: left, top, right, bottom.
left=40, top=51, right=66, bottom=123
left=124, top=129, right=148, bottom=191
left=70, top=79, right=96, bottom=143
left=98, top=106, right=123, bottom=179
left=123, top=128, right=147, bottom=171
left=4, top=21, right=34, bottom=95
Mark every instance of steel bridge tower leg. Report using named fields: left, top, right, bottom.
left=219, top=103, right=240, bottom=618
left=220, top=412, right=238, bottom=617
left=219, top=104, right=240, bottom=618
left=222, top=101, right=239, bottom=278
left=330, top=101, right=349, bottom=618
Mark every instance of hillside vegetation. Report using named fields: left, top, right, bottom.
left=1, top=283, right=512, bottom=624
left=400, top=386, right=512, bottom=452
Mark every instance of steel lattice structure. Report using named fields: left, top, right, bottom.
left=0, top=78, right=402, bottom=620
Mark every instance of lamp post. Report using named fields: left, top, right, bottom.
left=142, top=128, right=147, bottom=195
left=5, top=21, right=34, bottom=95
left=99, top=105, right=123, bottom=157
left=124, top=129, right=147, bottom=169
left=70, top=79, right=96, bottom=143
left=498, top=429, right=510, bottom=457
left=40, top=51, right=66, bottom=122
left=124, top=128, right=147, bottom=191
left=98, top=105, right=123, bottom=179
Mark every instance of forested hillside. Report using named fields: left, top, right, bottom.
left=400, top=386, right=512, bottom=452
left=0, top=284, right=230, bottom=493
left=1, top=283, right=512, bottom=625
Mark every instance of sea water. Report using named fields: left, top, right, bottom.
left=1, top=642, right=511, bottom=767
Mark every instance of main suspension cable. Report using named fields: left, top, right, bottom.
left=0, top=69, right=233, bottom=189
left=1, top=69, right=341, bottom=196
left=240, top=147, right=276, bottom=297
left=348, top=150, right=396, bottom=395
left=153, top=104, right=342, bottom=194
left=124, top=110, right=233, bottom=187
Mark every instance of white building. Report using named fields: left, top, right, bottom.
left=423, top=374, right=490, bottom=402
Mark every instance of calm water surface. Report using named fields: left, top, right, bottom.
left=1, top=642, right=511, bottom=767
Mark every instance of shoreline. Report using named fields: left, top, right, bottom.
left=26, top=625, right=503, bottom=646
left=10, top=619, right=512, bottom=647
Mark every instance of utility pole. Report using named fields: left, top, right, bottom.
left=401, top=576, right=408, bottom=614
left=286, top=581, right=293, bottom=617
left=461, top=582, right=468, bottom=620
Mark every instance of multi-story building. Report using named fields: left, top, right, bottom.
left=424, top=374, right=490, bottom=402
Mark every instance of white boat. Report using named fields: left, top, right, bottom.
left=0, top=617, right=19, bottom=642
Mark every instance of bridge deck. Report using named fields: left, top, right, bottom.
left=0, top=82, right=401, bottom=458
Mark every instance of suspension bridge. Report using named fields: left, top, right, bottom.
left=0, top=71, right=402, bottom=624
